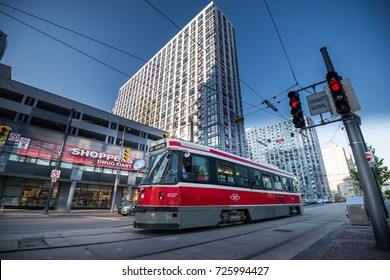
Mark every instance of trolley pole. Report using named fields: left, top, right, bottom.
left=43, top=109, right=74, bottom=215
left=320, top=47, right=390, bottom=250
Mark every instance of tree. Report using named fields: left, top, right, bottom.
left=384, top=190, right=390, bottom=200
left=350, top=145, right=390, bottom=193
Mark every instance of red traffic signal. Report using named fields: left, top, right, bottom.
left=326, top=71, right=350, bottom=114
left=288, top=91, right=305, bottom=128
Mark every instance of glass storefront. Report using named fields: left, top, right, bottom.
left=2, top=177, right=58, bottom=208
left=72, top=184, right=111, bottom=209
left=1, top=176, right=140, bottom=210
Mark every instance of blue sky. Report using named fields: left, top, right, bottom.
left=1, top=0, right=389, bottom=166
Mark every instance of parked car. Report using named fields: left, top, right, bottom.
left=118, top=201, right=137, bottom=216
left=301, top=198, right=310, bottom=206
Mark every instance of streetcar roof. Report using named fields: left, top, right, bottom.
left=149, top=138, right=294, bottom=178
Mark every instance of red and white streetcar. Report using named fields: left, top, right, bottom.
left=134, top=138, right=303, bottom=229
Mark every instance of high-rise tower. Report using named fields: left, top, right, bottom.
left=246, top=117, right=331, bottom=201
left=112, top=2, right=247, bottom=157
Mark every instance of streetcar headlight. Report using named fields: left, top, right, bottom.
left=159, top=191, right=165, bottom=200
left=139, top=187, right=145, bottom=199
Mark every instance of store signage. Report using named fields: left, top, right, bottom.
left=16, top=139, right=144, bottom=171
left=71, top=148, right=123, bottom=162
left=71, top=147, right=133, bottom=168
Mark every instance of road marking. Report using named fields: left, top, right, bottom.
left=84, top=216, right=120, bottom=221
left=162, top=237, right=179, bottom=241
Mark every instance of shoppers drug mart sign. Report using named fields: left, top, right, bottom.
left=16, top=139, right=144, bottom=171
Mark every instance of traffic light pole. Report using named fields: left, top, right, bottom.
left=321, top=47, right=390, bottom=250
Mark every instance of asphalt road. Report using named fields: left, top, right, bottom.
left=0, top=203, right=347, bottom=260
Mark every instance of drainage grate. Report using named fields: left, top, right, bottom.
left=273, top=229, right=293, bottom=233
left=17, top=238, right=48, bottom=249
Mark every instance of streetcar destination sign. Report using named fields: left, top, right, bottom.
left=306, top=91, right=330, bottom=116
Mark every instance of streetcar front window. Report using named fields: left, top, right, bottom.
left=141, top=151, right=178, bottom=185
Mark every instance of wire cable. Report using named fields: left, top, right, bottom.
left=0, top=2, right=149, bottom=65
left=264, top=0, right=300, bottom=86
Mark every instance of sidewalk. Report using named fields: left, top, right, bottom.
left=295, top=220, right=390, bottom=260
left=0, top=208, right=117, bottom=217
left=1, top=207, right=390, bottom=259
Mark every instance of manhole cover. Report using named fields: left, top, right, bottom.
left=17, top=238, right=48, bottom=249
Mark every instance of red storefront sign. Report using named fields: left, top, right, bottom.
left=17, top=139, right=144, bottom=171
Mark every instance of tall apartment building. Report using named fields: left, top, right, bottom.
left=0, top=31, right=7, bottom=61
left=246, top=117, right=331, bottom=201
left=322, top=144, right=357, bottom=197
left=112, top=2, right=247, bottom=157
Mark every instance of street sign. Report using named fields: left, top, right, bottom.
left=51, top=169, right=61, bottom=182
left=365, top=152, right=375, bottom=167
left=18, top=137, right=31, bottom=150
left=306, top=91, right=330, bottom=116
left=8, top=133, right=21, bottom=142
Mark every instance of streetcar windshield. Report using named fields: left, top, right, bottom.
left=141, top=151, right=178, bottom=185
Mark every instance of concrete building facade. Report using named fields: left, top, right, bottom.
left=0, top=64, right=165, bottom=211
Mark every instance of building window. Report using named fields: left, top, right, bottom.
left=208, top=135, right=220, bottom=147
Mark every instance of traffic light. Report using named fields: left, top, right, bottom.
left=288, top=91, right=305, bottom=128
left=235, top=115, right=244, bottom=123
left=326, top=71, right=350, bottom=114
left=123, top=148, right=131, bottom=163
left=0, top=125, right=11, bottom=144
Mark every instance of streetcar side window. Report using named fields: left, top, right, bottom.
left=273, top=175, right=283, bottom=191
left=217, top=160, right=234, bottom=185
left=182, top=154, right=209, bottom=182
left=282, top=177, right=297, bottom=193
left=250, top=169, right=262, bottom=189
left=235, top=164, right=249, bottom=187
left=281, top=177, right=289, bottom=192
left=288, top=178, right=297, bottom=193
left=262, top=173, right=273, bottom=190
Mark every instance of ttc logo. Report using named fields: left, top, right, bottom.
left=230, top=193, right=240, bottom=201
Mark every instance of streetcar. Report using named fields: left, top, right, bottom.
left=134, top=138, right=303, bottom=230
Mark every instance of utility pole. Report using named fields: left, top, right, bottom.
left=43, top=109, right=74, bottom=215
left=320, top=47, right=390, bottom=250
left=111, top=125, right=126, bottom=213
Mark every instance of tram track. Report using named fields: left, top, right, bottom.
left=129, top=212, right=346, bottom=260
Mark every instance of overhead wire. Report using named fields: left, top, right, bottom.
left=2, top=1, right=301, bottom=123
left=0, top=10, right=132, bottom=79
left=0, top=2, right=149, bottom=65
left=0, top=2, right=250, bottom=120
left=263, top=0, right=300, bottom=87
left=2, top=1, right=288, bottom=122
left=0, top=3, right=173, bottom=120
